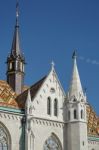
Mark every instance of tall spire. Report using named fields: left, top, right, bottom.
left=6, top=1, right=25, bottom=94
left=11, top=0, right=21, bottom=57
left=69, top=51, right=83, bottom=98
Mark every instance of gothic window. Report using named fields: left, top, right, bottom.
left=44, top=134, right=62, bottom=150
left=20, top=62, right=23, bottom=72
left=54, top=99, right=58, bottom=116
left=12, top=62, right=15, bottom=70
left=81, top=110, right=84, bottom=119
left=17, top=62, right=20, bottom=71
left=0, top=123, right=10, bottom=150
left=73, top=98, right=77, bottom=102
left=47, top=97, right=51, bottom=115
left=74, top=109, right=77, bottom=119
left=9, top=63, right=12, bottom=70
left=68, top=111, right=71, bottom=120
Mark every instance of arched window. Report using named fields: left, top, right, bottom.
left=0, top=123, right=11, bottom=150
left=47, top=97, right=51, bottom=115
left=74, top=109, right=77, bottom=119
left=81, top=110, right=84, bottom=119
left=68, top=111, right=71, bottom=120
left=54, top=99, right=58, bottom=116
left=44, top=133, right=62, bottom=150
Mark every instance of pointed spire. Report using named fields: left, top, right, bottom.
left=69, top=51, right=83, bottom=98
left=25, top=89, right=32, bottom=115
left=26, top=89, right=31, bottom=106
left=11, top=0, right=21, bottom=57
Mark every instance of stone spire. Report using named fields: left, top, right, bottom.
left=11, top=1, right=21, bottom=57
left=69, top=51, right=84, bottom=98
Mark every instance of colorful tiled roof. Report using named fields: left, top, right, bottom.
left=0, top=80, right=18, bottom=108
left=87, top=104, right=99, bottom=137
left=0, top=79, right=99, bottom=137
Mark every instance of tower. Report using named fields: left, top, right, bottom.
left=6, top=1, right=25, bottom=95
left=66, top=51, right=88, bottom=150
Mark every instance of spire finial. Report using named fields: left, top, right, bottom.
left=16, top=0, right=19, bottom=26
left=72, top=50, right=77, bottom=59
left=51, top=61, right=55, bottom=70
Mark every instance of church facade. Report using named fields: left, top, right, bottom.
left=0, top=2, right=99, bottom=150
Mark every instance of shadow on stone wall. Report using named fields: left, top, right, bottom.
left=19, top=117, right=25, bottom=150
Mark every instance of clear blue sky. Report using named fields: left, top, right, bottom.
left=0, top=0, right=99, bottom=114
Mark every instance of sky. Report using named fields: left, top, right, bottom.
left=0, top=0, right=99, bottom=114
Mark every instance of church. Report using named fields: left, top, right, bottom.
left=0, top=1, right=99, bottom=150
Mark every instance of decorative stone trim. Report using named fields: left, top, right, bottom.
left=30, top=117, right=64, bottom=128
left=0, top=111, right=23, bottom=121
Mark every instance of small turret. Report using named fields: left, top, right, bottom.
left=25, top=89, right=32, bottom=115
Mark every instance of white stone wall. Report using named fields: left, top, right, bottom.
left=88, top=140, right=99, bottom=150
left=30, top=117, right=66, bottom=150
left=66, top=122, right=88, bottom=150
left=0, top=110, right=24, bottom=150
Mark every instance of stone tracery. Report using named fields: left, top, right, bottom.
left=0, top=124, right=9, bottom=150
left=44, top=134, right=62, bottom=150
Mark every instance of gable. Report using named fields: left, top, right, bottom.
left=30, top=68, right=65, bottom=122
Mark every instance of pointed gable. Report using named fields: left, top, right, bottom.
left=28, top=66, right=65, bottom=121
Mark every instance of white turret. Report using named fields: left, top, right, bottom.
left=25, top=90, right=34, bottom=150
left=66, top=51, right=88, bottom=150
left=25, top=89, right=32, bottom=115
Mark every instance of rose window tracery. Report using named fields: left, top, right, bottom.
left=44, top=134, right=62, bottom=150
left=0, top=125, right=9, bottom=150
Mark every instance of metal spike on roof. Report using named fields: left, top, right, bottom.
left=11, top=0, right=21, bottom=57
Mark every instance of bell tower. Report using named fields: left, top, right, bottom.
left=6, top=1, right=25, bottom=95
